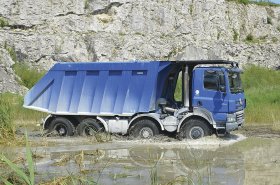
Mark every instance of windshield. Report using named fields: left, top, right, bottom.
left=228, top=72, right=243, bottom=93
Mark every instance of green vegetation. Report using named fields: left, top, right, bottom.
left=4, top=43, right=17, bottom=62
left=245, top=33, right=254, bottom=42
left=3, top=93, right=45, bottom=122
left=12, top=62, right=45, bottom=89
left=174, top=73, right=182, bottom=101
left=267, top=17, right=273, bottom=25
left=0, top=17, right=9, bottom=28
left=226, top=0, right=280, bottom=6
left=242, top=65, right=280, bottom=124
left=233, top=29, right=239, bottom=41
left=84, top=0, right=90, bottom=9
left=189, top=4, right=194, bottom=15
left=0, top=93, right=46, bottom=142
left=0, top=93, right=14, bottom=141
left=245, top=34, right=269, bottom=44
left=0, top=134, right=35, bottom=185
left=272, top=37, right=278, bottom=43
left=277, top=26, right=280, bottom=32
left=4, top=43, right=46, bottom=89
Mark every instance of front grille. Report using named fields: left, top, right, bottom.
left=236, top=111, right=244, bottom=124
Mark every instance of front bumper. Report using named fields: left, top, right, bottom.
left=226, top=110, right=245, bottom=132
left=226, top=121, right=240, bottom=132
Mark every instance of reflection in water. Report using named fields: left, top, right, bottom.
left=34, top=145, right=245, bottom=184
left=2, top=138, right=280, bottom=185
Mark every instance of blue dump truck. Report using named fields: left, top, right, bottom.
left=24, top=60, right=245, bottom=139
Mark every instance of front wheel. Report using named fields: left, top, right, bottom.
left=179, top=119, right=211, bottom=139
left=48, top=117, right=75, bottom=136
left=129, top=119, right=159, bottom=139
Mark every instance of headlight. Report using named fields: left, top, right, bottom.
left=227, top=114, right=236, bottom=122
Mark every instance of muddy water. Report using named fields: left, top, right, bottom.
left=1, top=135, right=280, bottom=185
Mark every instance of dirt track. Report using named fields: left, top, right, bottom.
left=237, top=125, right=280, bottom=138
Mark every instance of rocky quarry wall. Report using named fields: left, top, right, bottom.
left=0, top=0, right=280, bottom=93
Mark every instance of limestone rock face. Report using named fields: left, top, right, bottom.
left=0, top=0, right=280, bottom=92
left=0, top=48, right=26, bottom=94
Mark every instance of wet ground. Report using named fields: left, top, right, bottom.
left=1, top=126, right=280, bottom=185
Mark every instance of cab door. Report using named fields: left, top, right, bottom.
left=192, top=68, right=229, bottom=123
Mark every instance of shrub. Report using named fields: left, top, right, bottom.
left=84, top=0, right=90, bottom=9
left=267, top=17, right=272, bottom=25
left=12, top=62, right=45, bottom=89
left=246, top=33, right=254, bottom=42
left=0, top=17, right=9, bottom=27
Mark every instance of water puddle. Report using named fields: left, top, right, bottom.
left=1, top=134, right=280, bottom=184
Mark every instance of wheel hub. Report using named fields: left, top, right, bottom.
left=58, top=127, right=66, bottom=135
left=140, top=127, right=153, bottom=139
left=189, top=126, right=204, bottom=139
left=86, top=127, right=96, bottom=136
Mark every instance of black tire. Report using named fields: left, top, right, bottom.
left=77, top=118, right=104, bottom=136
left=129, top=119, right=159, bottom=139
left=48, top=117, right=75, bottom=136
left=179, top=119, right=211, bottom=139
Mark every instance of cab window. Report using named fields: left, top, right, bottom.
left=204, top=71, right=218, bottom=91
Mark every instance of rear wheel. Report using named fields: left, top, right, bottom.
left=129, top=119, right=159, bottom=139
left=48, top=117, right=75, bottom=136
left=179, top=119, right=211, bottom=139
left=77, top=118, right=104, bottom=136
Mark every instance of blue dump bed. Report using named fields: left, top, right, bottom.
left=24, top=61, right=173, bottom=116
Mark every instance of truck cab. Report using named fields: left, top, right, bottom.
left=191, top=66, right=245, bottom=135
left=158, top=61, right=246, bottom=139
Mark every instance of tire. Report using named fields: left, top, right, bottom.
left=129, top=119, right=159, bottom=139
left=178, top=148, right=214, bottom=170
left=77, top=118, right=104, bottom=136
left=48, top=117, right=75, bottom=136
left=179, top=119, right=211, bottom=139
left=129, top=146, right=163, bottom=167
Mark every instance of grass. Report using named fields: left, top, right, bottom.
left=0, top=93, right=14, bottom=142
left=0, top=134, right=35, bottom=185
left=1, top=93, right=46, bottom=122
left=226, top=0, right=280, bottom=6
left=242, top=65, right=280, bottom=124
left=0, top=93, right=46, bottom=143
left=12, top=62, right=45, bottom=89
